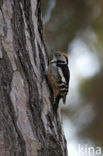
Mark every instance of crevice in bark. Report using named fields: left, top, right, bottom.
left=36, top=0, right=43, bottom=42
left=0, top=0, right=3, bottom=8
left=22, top=0, right=37, bottom=59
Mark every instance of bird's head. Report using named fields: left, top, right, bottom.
left=53, top=51, right=68, bottom=64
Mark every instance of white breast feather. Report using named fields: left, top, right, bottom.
left=58, top=67, right=66, bottom=83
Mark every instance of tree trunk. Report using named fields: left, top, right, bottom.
left=0, top=0, right=68, bottom=156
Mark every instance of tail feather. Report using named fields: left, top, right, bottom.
left=62, top=96, right=66, bottom=104
left=53, top=94, right=61, bottom=113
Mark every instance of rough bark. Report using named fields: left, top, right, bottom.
left=0, top=0, right=68, bottom=156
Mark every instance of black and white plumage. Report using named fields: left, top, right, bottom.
left=57, top=63, right=69, bottom=103
left=47, top=51, right=70, bottom=112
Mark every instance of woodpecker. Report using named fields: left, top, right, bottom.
left=47, top=51, right=70, bottom=112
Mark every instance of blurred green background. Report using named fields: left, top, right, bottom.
left=42, top=0, right=103, bottom=155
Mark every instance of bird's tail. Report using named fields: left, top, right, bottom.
left=62, top=96, right=66, bottom=104
left=53, top=94, right=61, bottom=114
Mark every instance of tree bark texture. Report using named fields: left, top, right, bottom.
left=0, top=0, right=68, bottom=156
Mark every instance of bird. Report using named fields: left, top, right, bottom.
left=47, top=51, right=70, bottom=113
